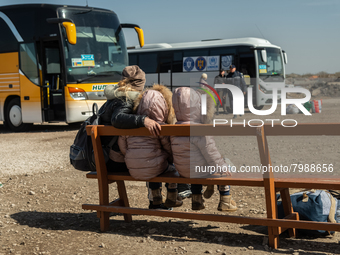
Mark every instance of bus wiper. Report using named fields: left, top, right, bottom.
left=75, top=8, right=93, bottom=15
left=76, top=71, right=122, bottom=83
left=77, top=75, right=97, bottom=83
left=97, top=71, right=122, bottom=76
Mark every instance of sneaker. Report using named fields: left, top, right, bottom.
left=177, top=183, right=192, bottom=199
left=149, top=201, right=173, bottom=210
left=233, top=115, right=237, bottom=119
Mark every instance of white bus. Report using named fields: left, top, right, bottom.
left=128, top=37, right=288, bottom=110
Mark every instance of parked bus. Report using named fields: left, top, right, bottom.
left=0, top=4, right=144, bottom=131
left=128, top=37, right=288, bottom=110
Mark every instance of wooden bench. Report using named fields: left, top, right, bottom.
left=82, top=123, right=340, bottom=249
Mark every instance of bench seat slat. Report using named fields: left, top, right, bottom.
left=86, top=172, right=340, bottom=189
left=86, top=172, right=264, bottom=186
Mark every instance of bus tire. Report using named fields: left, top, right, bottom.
left=5, top=98, right=32, bottom=132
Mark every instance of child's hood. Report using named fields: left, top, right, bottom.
left=172, top=87, right=215, bottom=124
left=172, top=87, right=201, bottom=123
left=136, top=90, right=168, bottom=123
left=134, top=84, right=175, bottom=124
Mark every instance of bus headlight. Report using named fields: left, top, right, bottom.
left=258, top=84, right=268, bottom=94
left=68, top=87, right=88, bottom=100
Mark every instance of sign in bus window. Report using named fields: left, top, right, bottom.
left=183, top=56, right=220, bottom=72
left=221, top=55, right=233, bottom=70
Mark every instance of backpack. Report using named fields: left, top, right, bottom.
left=69, top=104, right=117, bottom=171
left=277, top=190, right=339, bottom=235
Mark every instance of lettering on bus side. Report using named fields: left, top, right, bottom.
left=92, top=85, right=108, bottom=91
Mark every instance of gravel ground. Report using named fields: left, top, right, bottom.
left=0, top=97, right=339, bottom=255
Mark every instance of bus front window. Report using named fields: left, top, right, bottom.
left=59, top=8, right=128, bottom=83
left=257, top=48, right=284, bottom=82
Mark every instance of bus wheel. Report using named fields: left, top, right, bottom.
left=5, top=98, right=32, bottom=132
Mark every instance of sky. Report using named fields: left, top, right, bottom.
left=1, top=0, right=339, bottom=75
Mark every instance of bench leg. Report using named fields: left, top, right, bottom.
left=280, top=188, right=297, bottom=238
left=257, top=127, right=279, bottom=249
left=265, top=178, right=279, bottom=249
left=268, top=228, right=279, bottom=249
left=99, top=211, right=110, bottom=232
left=91, top=126, right=111, bottom=231
left=117, top=181, right=132, bottom=223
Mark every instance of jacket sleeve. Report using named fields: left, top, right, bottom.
left=118, top=136, right=127, bottom=155
left=111, top=100, right=147, bottom=129
left=193, top=136, right=226, bottom=167
left=160, top=136, right=173, bottom=163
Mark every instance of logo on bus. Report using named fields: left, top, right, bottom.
left=183, top=57, right=194, bottom=72
left=92, top=85, right=108, bottom=91
left=209, top=57, right=218, bottom=66
left=195, top=57, right=206, bottom=71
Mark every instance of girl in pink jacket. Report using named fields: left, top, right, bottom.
left=171, top=87, right=237, bottom=211
left=118, top=84, right=182, bottom=209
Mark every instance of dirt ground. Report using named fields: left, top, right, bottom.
left=0, top=97, right=340, bottom=255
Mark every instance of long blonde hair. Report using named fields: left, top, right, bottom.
left=114, top=78, right=140, bottom=101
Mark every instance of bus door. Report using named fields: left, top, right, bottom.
left=38, top=39, right=65, bottom=122
left=158, top=53, right=172, bottom=89
left=19, top=42, right=43, bottom=124
left=239, top=52, right=256, bottom=106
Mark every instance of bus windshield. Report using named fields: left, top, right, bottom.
left=257, top=48, right=284, bottom=81
left=58, top=8, right=127, bottom=83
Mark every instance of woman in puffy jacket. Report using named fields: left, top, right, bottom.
left=99, top=66, right=161, bottom=171
left=118, top=84, right=182, bottom=209
left=171, top=87, right=237, bottom=211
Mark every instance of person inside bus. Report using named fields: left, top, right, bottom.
left=226, top=65, right=247, bottom=119
left=214, top=69, right=227, bottom=115
left=95, top=52, right=104, bottom=65
left=118, top=84, right=183, bottom=209
left=171, top=87, right=237, bottom=212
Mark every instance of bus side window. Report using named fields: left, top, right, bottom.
left=129, top=54, right=137, bottom=65
left=19, top=43, right=40, bottom=85
left=172, top=51, right=183, bottom=72
left=46, top=48, right=61, bottom=74
left=139, top=53, right=157, bottom=73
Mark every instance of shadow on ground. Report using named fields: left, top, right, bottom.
left=11, top=211, right=338, bottom=254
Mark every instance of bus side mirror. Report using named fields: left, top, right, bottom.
left=134, top=27, right=144, bottom=48
left=261, top=49, right=267, bottom=63
left=283, top=52, right=288, bottom=64
left=121, top=23, right=145, bottom=47
left=47, top=18, right=77, bottom=45
left=62, top=22, right=77, bottom=45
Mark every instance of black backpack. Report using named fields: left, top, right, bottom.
left=69, top=104, right=117, bottom=171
